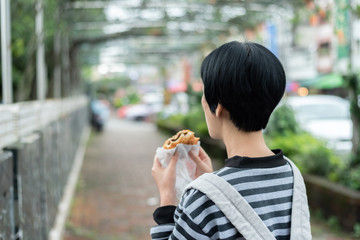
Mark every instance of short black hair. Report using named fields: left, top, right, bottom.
left=201, top=41, right=286, bottom=132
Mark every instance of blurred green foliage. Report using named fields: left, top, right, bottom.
left=186, top=84, right=202, bottom=109
left=266, top=132, right=343, bottom=177
left=93, top=77, right=131, bottom=97
left=157, top=104, right=208, bottom=137
left=342, top=73, right=360, bottom=166
left=354, top=223, right=360, bottom=238
left=122, top=91, right=141, bottom=105
left=0, top=0, right=106, bottom=101
left=157, top=114, right=185, bottom=131
left=342, top=72, right=360, bottom=191
left=339, top=166, right=360, bottom=191
left=112, top=88, right=140, bottom=108
left=354, top=5, right=360, bottom=18
left=265, top=104, right=344, bottom=180
left=265, top=104, right=302, bottom=137
left=158, top=85, right=208, bottom=137
left=182, top=105, right=208, bottom=137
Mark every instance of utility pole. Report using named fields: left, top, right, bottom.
left=1, top=0, right=13, bottom=104
left=36, top=0, right=46, bottom=101
left=53, top=5, right=62, bottom=98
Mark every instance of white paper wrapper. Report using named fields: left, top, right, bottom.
left=156, top=142, right=200, bottom=199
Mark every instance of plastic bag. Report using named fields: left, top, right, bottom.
left=156, top=142, right=200, bottom=199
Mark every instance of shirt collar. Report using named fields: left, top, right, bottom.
left=224, top=149, right=285, bottom=168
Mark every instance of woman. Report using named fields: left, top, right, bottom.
left=151, top=41, right=311, bottom=240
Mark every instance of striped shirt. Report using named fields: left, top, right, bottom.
left=151, top=150, right=294, bottom=240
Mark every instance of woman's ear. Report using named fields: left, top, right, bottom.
left=215, top=104, right=230, bottom=119
left=215, top=103, right=223, bottom=117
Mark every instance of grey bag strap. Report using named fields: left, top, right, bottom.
left=184, top=157, right=312, bottom=240
left=185, top=173, right=276, bottom=240
left=284, top=157, right=312, bottom=240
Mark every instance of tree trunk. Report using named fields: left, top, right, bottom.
left=344, top=73, right=360, bottom=166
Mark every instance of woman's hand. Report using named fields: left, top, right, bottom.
left=189, top=147, right=213, bottom=179
left=151, top=152, right=179, bottom=206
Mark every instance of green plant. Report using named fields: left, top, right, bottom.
left=339, top=166, right=360, bottom=191
left=327, top=216, right=341, bottom=232
left=157, top=113, right=185, bottom=129
left=267, top=132, right=342, bottom=176
left=113, top=98, right=123, bottom=108
left=265, top=102, right=345, bottom=181
left=186, top=83, right=202, bottom=109
left=353, top=5, right=360, bottom=18
left=342, top=73, right=360, bottom=167
left=311, top=208, right=324, bottom=220
left=354, top=223, right=360, bottom=238
left=182, top=105, right=208, bottom=137
left=265, top=104, right=302, bottom=138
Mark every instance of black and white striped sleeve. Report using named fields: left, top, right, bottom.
left=150, top=189, right=216, bottom=240
left=150, top=188, right=241, bottom=240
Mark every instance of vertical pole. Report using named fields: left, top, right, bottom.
left=36, top=0, right=46, bottom=101
left=1, top=0, right=13, bottom=104
left=54, top=20, right=62, bottom=98
left=62, top=32, right=70, bottom=97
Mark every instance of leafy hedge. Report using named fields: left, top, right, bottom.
left=265, top=104, right=358, bottom=190
left=158, top=104, right=208, bottom=138
left=266, top=133, right=343, bottom=179
left=182, top=105, right=209, bottom=137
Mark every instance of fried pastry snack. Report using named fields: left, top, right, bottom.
left=163, top=130, right=200, bottom=149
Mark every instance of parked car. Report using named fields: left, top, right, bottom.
left=284, top=95, right=353, bottom=153
left=120, top=103, right=162, bottom=121
left=117, top=91, right=189, bottom=121
left=117, top=92, right=163, bottom=121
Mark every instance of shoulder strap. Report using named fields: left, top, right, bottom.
left=284, top=157, right=312, bottom=240
left=184, top=173, right=276, bottom=240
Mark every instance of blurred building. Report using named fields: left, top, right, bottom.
left=285, top=0, right=360, bottom=95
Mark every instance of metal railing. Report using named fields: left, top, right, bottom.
left=0, top=96, right=88, bottom=151
left=0, top=96, right=89, bottom=239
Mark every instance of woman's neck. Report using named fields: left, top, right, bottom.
left=221, top=124, right=274, bottom=159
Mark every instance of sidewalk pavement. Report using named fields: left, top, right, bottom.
left=63, top=117, right=356, bottom=240
left=63, top=118, right=166, bottom=240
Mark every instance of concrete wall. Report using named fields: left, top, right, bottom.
left=305, top=174, right=360, bottom=231
left=0, top=98, right=88, bottom=239
left=0, top=151, right=15, bottom=239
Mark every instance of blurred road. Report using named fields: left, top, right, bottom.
left=63, top=116, right=356, bottom=240
left=63, top=118, right=167, bottom=240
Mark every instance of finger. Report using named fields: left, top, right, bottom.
left=171, top=151, right=179, bottom=163
left=168, top=151, right=179, bottom=169
left=189, top=150, right=202, bottom=164
left=199, top=147, right=209, bottom=159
